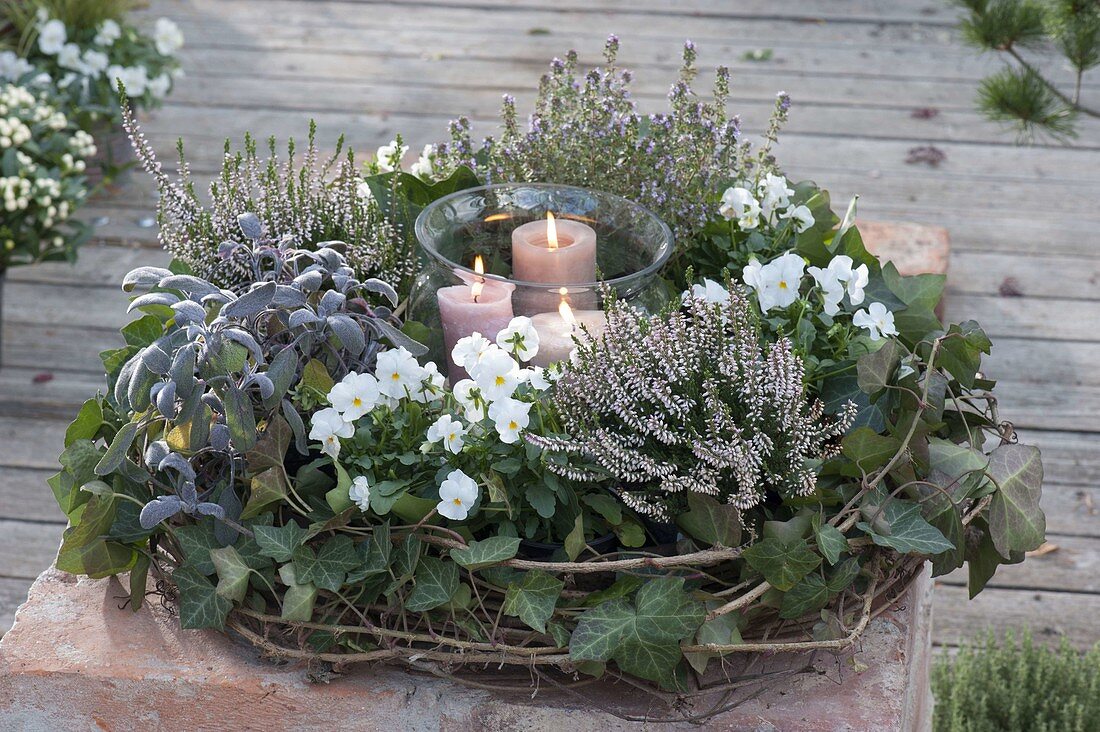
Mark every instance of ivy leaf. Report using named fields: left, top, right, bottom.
left=241, top=467, right=290, bottom=520
left=245, top=416, right=291, bottom=471
left=821, top=374, right=889, bottom=433
left=278, top=563, right=318, bottom=622
left=392, top=534, right=421, bottom=580
left=780, top=574, right=830, bottom=619
left=210, top=545, right=252, bottom=603
left=987, top=444, right=1045, bottom=558
left=741, top=538, right=821, bottom=591
left=254, top=523, right=309, bottom=563
left=812, top=514, right=848, bottom=565
left=676, top=493, right=741, bottom=547
left=174, top=564, right=232, bottom=630
left=450, top=536, right=521, bottom=571
left=173, top=521, right=220, bottom=575
left=684, top=610, right=741, bottom=675
left=405, top=556, right=460, bottom=612
left=502, top=570, right=564, bottom=633
left=842, top=428, right=902, bottom=473
left=293, top=535, right=359, bottom=592
left=857, top=499, right=955, bottom=555
left=826, top=557, right=862, bottom=593
left=937, top=321, right=991, bottom=389
left=856, top=339, right=904, bottom=395
left=65, top=398, right=103, bottom=447
left=348, top=523, right=391, bottom=582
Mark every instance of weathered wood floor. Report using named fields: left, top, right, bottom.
left=2, top=0, right=1098, bottom=648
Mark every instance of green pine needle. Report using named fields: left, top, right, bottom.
left=977, top=67, right=1079, bottom=141
left=957, top=0, right=1048, bottom=51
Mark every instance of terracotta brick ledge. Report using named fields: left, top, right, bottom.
left=0, top=565, right=932, bottom=731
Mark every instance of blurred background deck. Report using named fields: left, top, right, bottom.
left=1, top=0, right=1097, bottom=648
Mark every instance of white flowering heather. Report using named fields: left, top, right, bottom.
left=0, top=84, right=94, bottom=269
left=434, top=37, right=745, bottom=242
left=528, top=290, right=855, bottom=521
left=123, top=108, right=409, bottom=292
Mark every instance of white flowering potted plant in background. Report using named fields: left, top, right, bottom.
left=0, top=1, right=183, bottom=179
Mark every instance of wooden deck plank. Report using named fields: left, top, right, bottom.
left=933, top=584, right=1100, bottom=649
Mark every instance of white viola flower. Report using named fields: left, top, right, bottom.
left=109, top=65, right=148, bottom=96
left=328, top=371, right=380, bottom=421
left=853, top=302, right=898, bottom=341
left=349, top=475, right=372, bottom=511
left=846, top=263, right=870, bottom=306
left=808, top=256, right=850, bottom=317
left=436, top=469, right=479, bottom=521
left=452, top=378, right=486, bottom=422
left=375, top=139, right=408, bottom=173
left=374, top=347, right=426, bottom=399
left=409, top=144, right=436, bottom=180
left=688, top=278, right=730, bottom=305
left=309, top=407, right=354, bottom=459
left=81, top=49, right=109, bottom=77
left=451, top=331, right=492, bottom=372
left=355, top=178, right=373, bottom=202
left=37, top=19, right=66, bottom=56
left=496, top=316, right=540, bottom=362
left=781, top=204, right=815, bottom=233
left=758, top=173, right=795, bottom=220
left=410, top=360, right=445, bottom=403
left=56, top=43, right=85, bottom=73
left=488, top=398, right=532, bottom=444
left=147, top=73, right=171, bottom=98
left=528, top=366, right=551, bottom=391
left=94, top=19, right=122, bottom=46
left=154, top=18, right=185, bottom=56
left=718, top=186, right=761, bottom=230
left=426, top=414, right=466, bottom=454
left=747, top=252, right=805, bottom=312
left=473, top=347, right=521, bottom=402
left=0, top=51, right=33, bottom=81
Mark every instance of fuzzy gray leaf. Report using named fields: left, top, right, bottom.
left=263, top=346, right=298, bottom=409
left=209, top=423, right=231, bottom=451
left=159, top=275, right=221, bottom=297
left=155, top=379, right=177, bottom=419
left=288, top=308, right=321, bottom=329
left=123, top=266, right=174, bottom=292
left=194, top=502, right=226, bottom=520
left=237, top=212, right=264, bottom=240
left=273, top=285, right=307, bottom=307
left=327, top=315, right=366, bottom=355
left=114, top=355, right=139, bottom=409
left=201, top=392, right=223, bottom=414
left=139, top=496, right=183, bottom=529
left=318, top=289, right=346, bottom=317
left=144, top=440, right=170, bottom=468
left=171, top=300, right=207, bottom=326
left=359, top=278, right=399, bottom=306
left=282, top=399, right=308, bottom=455
left=141, top=344, right=173, bottom=375
left=169, top=346, right=197, bottom=398
left=127, top=362, right=157, bottom=412
left=248, top=373, right=275, bottom=400
left=95, top=421, right=139, bottom=476
left=128, top=292, right=179, bottom=312
left=223, top=329, right=264, bottom=364
left=292, top=270, right=323, bottom=292
left=221, top=281, right=276, bottom=319
left=374, top=319, right=428, bottom=356
left=158, top=452, right=196, bottom=481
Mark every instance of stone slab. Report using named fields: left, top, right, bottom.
left=860, top=219, right=951, bottom=278
left=0, top=566, right=933, bottom=731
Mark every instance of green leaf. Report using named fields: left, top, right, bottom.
left=684, top=611, right=741, bottom=675
left=564, top=514, right=586, bottom=561
left=292, top=535, right=359, bottom=592
left=121, top=314, right=165, bottom=348
left=174, top=564, right=232, bottom=630
left=856, top=340, right=904, bottom=395
left=65, top=399, right=103, bottom=447
left=326, top=463, right=355, bottom=514
left=615, top=520, right=646, bottom=548
left=842, top=427, right=902, bottom=474
left=857, top=499, right=955, bottom=555
left=524, top=483, right=556, bottom=519
left=300, top=358, right=334, bottom=396
left=281, top=581, right=318, bottom=622
left=254, top=523, right=308, bottom=563
left=174, top=522, right=220, bottom=575
left=780, top=574, right=830, bottom=619
left=813, top=514, right=848, bottom=565
left=405, top=556, right=460, bottom=612
left=129, top=553, right=150, bottom=612
left=937, top=321, right=991, bottom=389
left=223, top=383, right=257, bottom=452
left=393, top=534, right=421, bottom=579
left=241, top=467, right=290, bottom=520
left=94, top=421, right=138, bottom=477
left=348, top=523, right=392, bottom=582
left=244, top=416, right=291, bottom=471
left=987, top=444, right=1045, bottom=558
left=742, top=538, right=822, bottom=591
left=581, top=493, right=623, bottom=525
left=825, top=557, right=862, bottom=593
left=502, top=570, right=565, bottom=633
left=676, top=493, right=741, bottom=547
left=821, top=374, right=889, bottom=433
left=883, top=264, right=945, bottom=312
left=210, top=545, right=252, bottom=603
left=450, top=536, right=521, bottom=570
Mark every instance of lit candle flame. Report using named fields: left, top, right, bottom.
left=471, top=255, right=485, bottom=301
left=546, top=211, right=558, bottom=251
left=558, top=287, right=576, bottom=329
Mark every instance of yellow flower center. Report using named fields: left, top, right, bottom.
left=778, top=280, right=788, bottom=290
left=508, top=420, right=518, bottom=430
left=452, top=498, right=463, bottom=506
left=391, top=372, right=400, bottom=381
left=495, top=375, right=506, bottom=386
left=352, top=397, right=362, bottom=406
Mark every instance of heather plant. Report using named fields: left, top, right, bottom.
left=434, top=36, right=746, bottom=245
left=528, top=286, right=855, bottom=522
left=123, top=102, right=418, bottom=294
left=0, top=81, right=94, bottom=270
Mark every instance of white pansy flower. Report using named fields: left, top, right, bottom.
left=473, top=346, right=520, bottom=402
left=436, top=469, right=479, bottom=521
left=355, top=178, right=373, bottom=202
left=147, top=73, right=171, bottom=98
left=687, top=278, right=730, bottom=305
left=745, top=252, right=805, bottom=311
left=108, top=65, right=148, bottom=95
left=451, top=331, right=492, bottom=372
left=328, top=371, right=380, bottom=421
left=410, top=360, right=445, bottom=403
left=845, top=263, right=869, bottom=306
left=426, top=414, right=466, bottom=454
left=374, top=347, right=425, bottom=399
left=808, top=256, right=851, bottom=317
left=495, top=316, right=540, bottom=362
left=781, top=204, right=815, bottom=233
left=0, top=51, right=34, bottom=80
left=718, top=186, right=761, bottom=230
left=758, top=173, right=795, bottom=221
left=451, top=378, right=485, bottom=422
left=309, top=407, right=354, bottom=458
left=375, top=139, right=408, bottom=173
left=37, top=19, right=66, bottom=55
left=81, top=49, right=109, bottom=77
left=487, top=398, right=532, bottom=444
left=853, top=302, right=898, bottom=341
left=95, top=19, right=122, bottom=46
left=56, top=43, right=84, bottom=73
left=153, top=18, right=184, bottom=56
left=528, top=366, right=551, bottom=391
left=409, top=144, right=436, bottom=180
left=349, top=475, right=372, bottom=511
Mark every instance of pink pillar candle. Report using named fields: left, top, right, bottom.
left=511, top=214, right=598, bottom=315
left=437, top=277, right=515, bottom=382
left=529, top=307, right=608, bottom=368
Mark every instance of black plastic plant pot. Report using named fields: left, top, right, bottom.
left=518, top=532, right=618, bottom=561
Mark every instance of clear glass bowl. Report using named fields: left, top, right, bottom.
left=407, top=183, right=674, bottom=379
